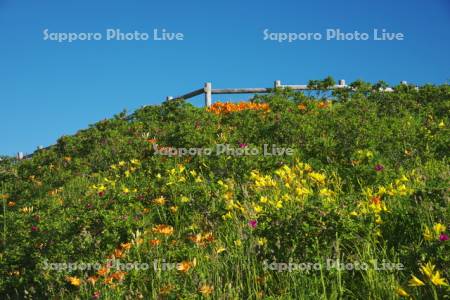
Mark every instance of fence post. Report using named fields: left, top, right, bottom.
left=274, top=80, right=281, bottom=89
left=204, top=82, right=212, bottom=107
left=339, top=79, right=346, bottom=86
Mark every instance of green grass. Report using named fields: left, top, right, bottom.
left=0, top=80, right=449, bottom=299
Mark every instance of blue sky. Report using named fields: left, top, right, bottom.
left=1, top=0, right=449, bottom=156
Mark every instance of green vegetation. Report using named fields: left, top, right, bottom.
left=1, top=79, right=449, bottom=299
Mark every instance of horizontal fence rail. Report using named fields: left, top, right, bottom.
left=15, top=79, right=410, bottom=160
left=167, top=79, right=403, bottom=108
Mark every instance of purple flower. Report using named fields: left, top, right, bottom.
left=248, top=219, right=257, bottom=229
left=239, top=143, right=248, bottom=148
left=439, top=234, right=449, bottom=241
left=374, top=164, right=384, bottom=172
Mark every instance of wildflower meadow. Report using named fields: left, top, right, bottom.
left=0, top=78, right=449, bottom=299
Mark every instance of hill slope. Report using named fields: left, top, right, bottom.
left=1, top=82, right=449, bottom=299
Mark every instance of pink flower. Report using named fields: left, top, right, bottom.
left=374, top=164, right=384, bottom=172
left=439, top=234, right=449, bottom=241
left=92, top=291, right=101, bottom=299
left=248, top=220, right=257, bottom=229
left=239, top=143, right=248, bottom=148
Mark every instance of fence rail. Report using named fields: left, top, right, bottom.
left=16, top=79, right=407, bottom=160
left=167, top=79, right=401, bottom=108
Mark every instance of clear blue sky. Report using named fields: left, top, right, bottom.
left=1, top=0, right=449, bottom=156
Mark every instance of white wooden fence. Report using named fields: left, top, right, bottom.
left=16, top=79, right=408, bottom=160
left=167, top=79, right=404, bottom=108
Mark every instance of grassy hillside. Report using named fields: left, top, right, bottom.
left=1, top=80, right=449, bottom=299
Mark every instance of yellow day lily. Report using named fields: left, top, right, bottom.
left=96, top=184, right=106, bottom=192
left=377, top=186, right=387, bottom=196
left=423, top=226, right=434, bottom=241
left=153, top=196, right=166, bottom=206
left=260, top=196, right=268, bottom=203
left=282, top=194, right=291, bottom=201
left=66, top=276, right=82, bottom=286
left=296, top=187, right=310, bottom=196
left=302, top=163, right=312, bottom=172
left=397, top=184, right=410, bottom=196
left=308, top=172, right=326, bottom=184
left=375, top=215, right=383, bottom=224
left=432, top=223, right=446, bottom=235
left=408, top=275, right=425, bottom=287
left=223, top=191, right=233, bottom=201
left=420, top=262, right=435, bottom=279
left=217, top=180, right=228, bottom=189
left=257, top=237, right=268, bottom=246
left=253, top=204, right=263, bottom=213
left=396, top=287, right=409, bottom=297
left=225, top=200, right=236, bottom=210
left=215, top=247, right=226, bottom=254
left=222, top=211, right=232, bottom=220
left=198, top=284, right=214, bottom=296
left=19, top=206, right=34, bottom=213
left=275, top=200, right=283, bottom=209
left=177, top=164, right=185, bottom=173
left=430, top=271, right=449, bottom=286
left=319, top=188, right=333, bottom=197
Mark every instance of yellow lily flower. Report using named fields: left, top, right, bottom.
left=423, top=226, right=434, bottom=241
left=408, top=275, right=425, bottom=287
left=430, top=271, right=449, bottom=286
left=433, top=223, right=446, bottom=235
left=420, top=262, right=435, bottom=279
left=396, top=287, right=409, bottom=297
